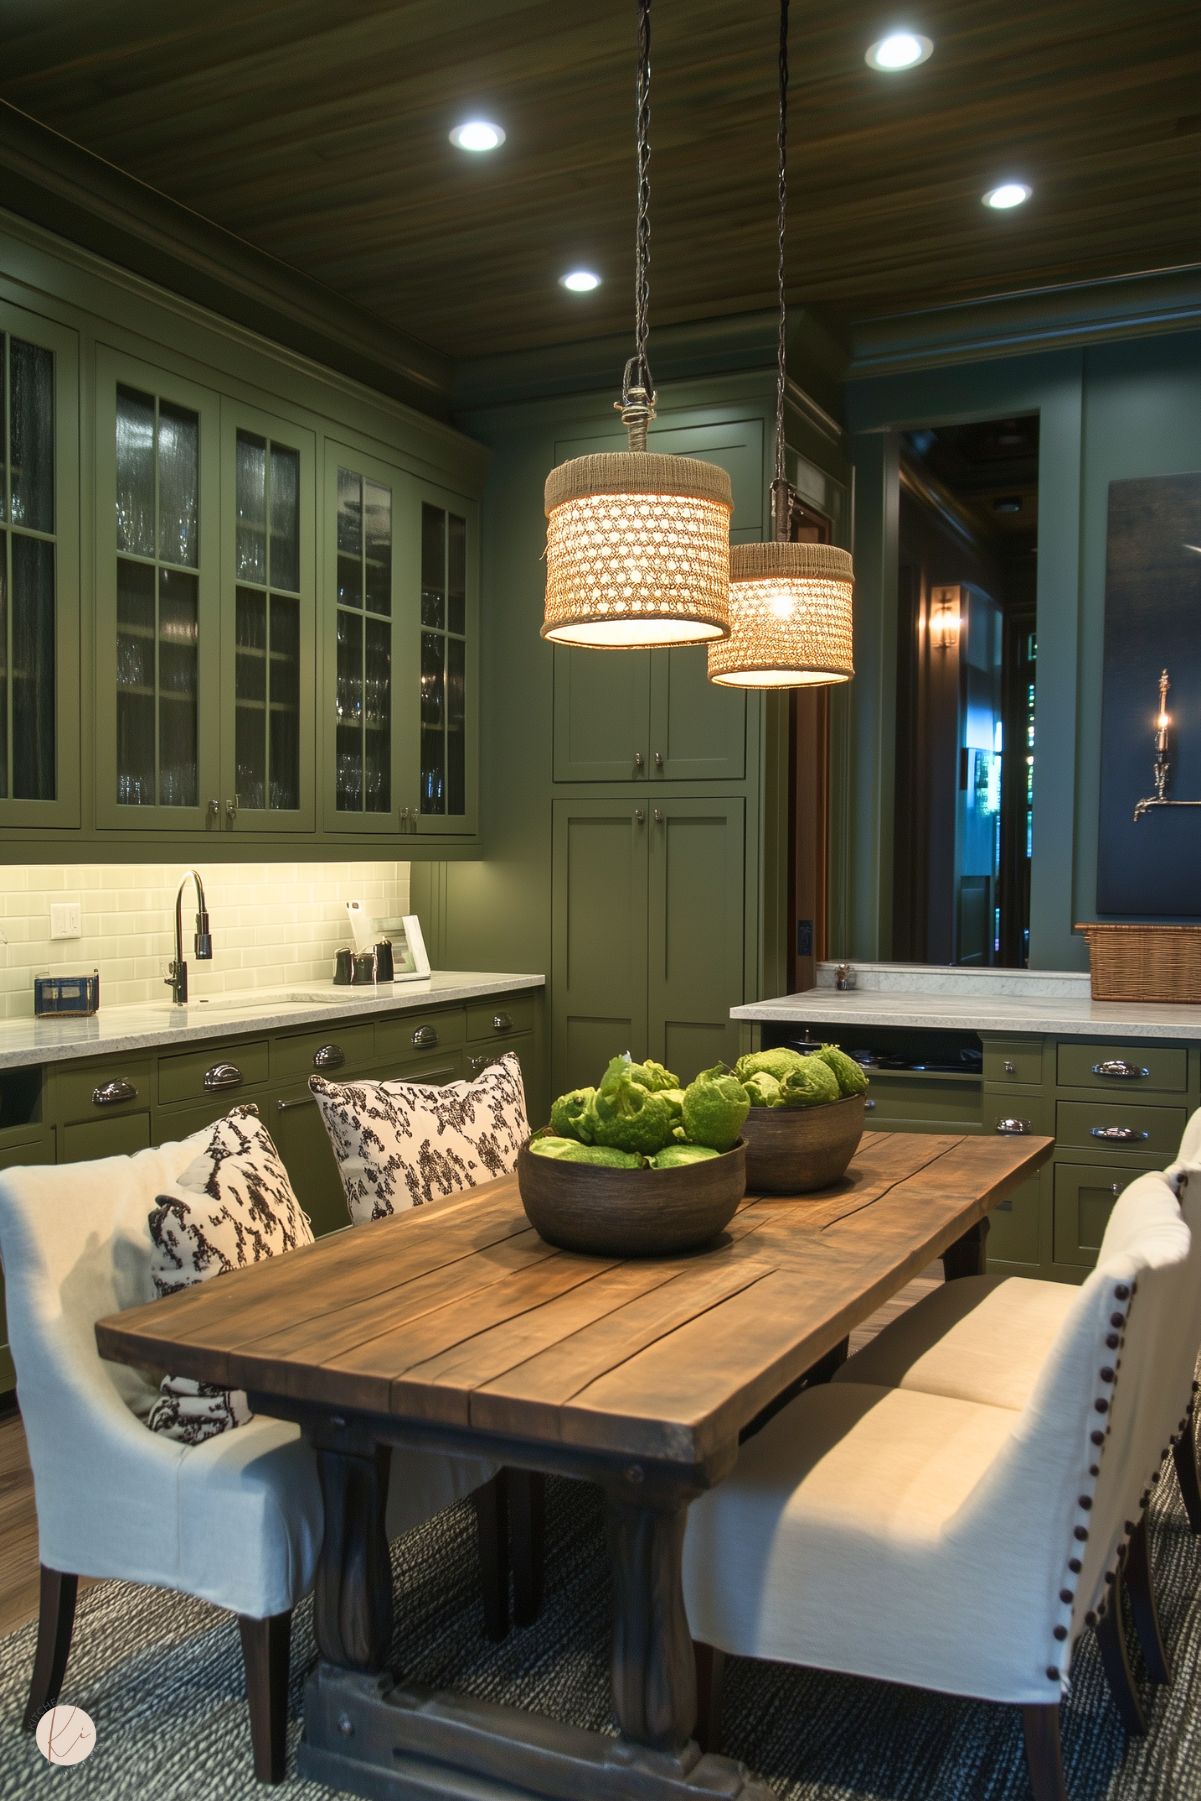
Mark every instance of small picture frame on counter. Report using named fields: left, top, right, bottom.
left=391, top=915, right=431, bottom=983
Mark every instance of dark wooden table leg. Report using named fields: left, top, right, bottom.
left=942, top=1215, right=989, bottom=1280
left=606, top=1470, right=698, bottom=1757
left=313, top=1438, right=393, bottom=1673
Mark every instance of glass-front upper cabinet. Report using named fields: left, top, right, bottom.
left=95, top=348, right=220, bottom=830
left=406, top=478, right=478, bottom=835
left=221, top=401, right=316, bottom=833
left=0, top=304, right=80, bottom=827
left=322, top=449, right=478, bottom=837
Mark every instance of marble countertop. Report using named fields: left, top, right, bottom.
left=0, top=972, right=545, bottom=1070
left=732, top=964, right=1200, bottom=1040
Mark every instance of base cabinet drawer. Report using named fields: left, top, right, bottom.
left=1057, top=1041, right=1187, bottom=1095
left=982, top=1038, right=1045, bottom=1087
left=272, top=1023, right=374, bottom=1082
left=1055, top=1098, right=1185, bottom=1159
left=981, top=1090, right=1053, bottom=1140
left=158, top=1041, right=271, bottom=1105
left=53, top=1059, right=153, bottom=1123
left=61, top=1112, right=151, bottom=1163
left=466, top=995, right=538, bottom=1041
left=861, top=1076, right=982, bottom=1133
left=1053, top=1163, right=1135, bottom=1268
left=373, top=1009, right=466, bottom=1071
left=465, top=1034, right=534, bottom=1083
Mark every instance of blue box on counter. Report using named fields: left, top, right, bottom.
left=34, top=971, right=101, bottom=1017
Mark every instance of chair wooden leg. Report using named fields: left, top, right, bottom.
left=1125, top=1514, right=1171, bottom=1684
left=472, top=1470, right=510, bottom=1641
left=24, top=1566, right=78, bottom=1732
left=692, top=1641, right=726, bottom=1754
left=1173, top=1413, right=1201, bottom=1534
left=1095, top=1594, right=1147, bottom=1736
left=1022, top=1704, right=1067, bottom=1801
left=237, top=1611, right=291, bottom=1784
left=509, top=1467, right=546, bottom=1628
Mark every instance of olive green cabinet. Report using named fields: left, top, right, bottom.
left=552, top=796, right=744, bottom=1091
left=553, top=646, right=745, bottom=783
left=0, top=301, right=81, bottom=829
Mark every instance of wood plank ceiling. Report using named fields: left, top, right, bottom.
left=1, top=0, right=1198, bottom=361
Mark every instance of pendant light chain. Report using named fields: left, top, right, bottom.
left=618, top=0, right=656, bottom=450
left=771, top=0, right=790, bottom=541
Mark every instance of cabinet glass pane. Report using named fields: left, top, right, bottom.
left=235, top=431, right=266, bottom=582
left=115, top=386, right=156, bottom=557
left=11, top=534, right=55, bottom=799
left=116, top=563, right=155, bottom=805
left=9, top=339, right=54, bottom=533
left=158, top=569, right=198, bottom=806
left=418, top=502, right=467, bottom=816
left=158, top=401, right=199, bottom=569
left=270, top=444, right=300, bottom=594
left=335, top=466, right=393, bottom=817
left=2, top=332, right=60, bottom=802
left=269, top=596, right=300, bottom=810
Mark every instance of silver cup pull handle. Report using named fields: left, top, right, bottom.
left=1090, top=1125, right=1149, bottom=1143
left=312, top=1042, right=345, bottom=1070
left=92, top=1078, right=137, bottom=1107
left=203, top=1062, right=244, bottom=1091
left=996, top=1118, right=1032, bottom=1135
left=1092, top=1059, right=1149, bottom=1080
left=411, top=1025, right=438, bottom=1049
left=491, top=1013, right=512, bottom=1033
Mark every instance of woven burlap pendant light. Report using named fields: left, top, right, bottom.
left=542, top=0, right=733, bottom=649
left=708, top=0, right=854, bottom=689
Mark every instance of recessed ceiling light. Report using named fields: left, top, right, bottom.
left=559, top=270, right=602, bottom=293
left=449, top=120, right=505, bottom=153
left=865, top=31, right=933, bottom=71
left=982, top=181, right=1032, bottom=210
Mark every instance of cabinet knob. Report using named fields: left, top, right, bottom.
left=1003, top=1059, right=1016, bottom=1074
left=996, top=1117, right=1032, bottom=1135
left=654, top=751, right=664, bottom=769
left=312, top=1042, right=345, bottom=1070
left=92, top=1078, right=137, bottom=1107
left=411, top=1024, right=438, bottom=1049
left=1092, top=1059, right=1149, bottom=1080
left=207, top=798, right=219, bottom=824
left=203, top=1061, right=244, bottom=1091
left=633, top=751, right=644, bottom=770
left=653, top=808, right=664, bottom=823
left=225, top=794, right=239, bottom=824
left=1090, top=1125, right=1149, bottom=1143
left=634, top=808, right=645, bottom=824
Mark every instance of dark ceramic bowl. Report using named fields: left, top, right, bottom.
left=740, top=1092, right=866, bottom=1194
left=516, top=1137, right=747, bottom=1257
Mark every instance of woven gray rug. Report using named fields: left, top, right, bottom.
left=1, top=1461, right=1198, bottom=1800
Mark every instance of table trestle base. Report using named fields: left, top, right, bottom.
left=299, top=1663, right=776, bottom=1801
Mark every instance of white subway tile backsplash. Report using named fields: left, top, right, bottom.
left=0, top=861, right=411, bottom=1018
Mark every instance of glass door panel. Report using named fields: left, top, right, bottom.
left=96, top=349, right=219, bottom=829
left=403, top=481, right=477, bottom=835
left=0, top=307, right=80, bottom=826
left=221, top=405, right=315, bottom=832
left=324, top=445, right=399, bottom=833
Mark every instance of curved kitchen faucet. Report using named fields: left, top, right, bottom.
left=165, top=870, right=212, bottom=1005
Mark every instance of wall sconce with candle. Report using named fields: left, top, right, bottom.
left=1133, top=668, right=1201, bottom=821
left=930, top=586, right=962, bottom=650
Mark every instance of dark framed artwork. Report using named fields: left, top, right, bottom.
left=1096, top=473, right=1201, bottom=917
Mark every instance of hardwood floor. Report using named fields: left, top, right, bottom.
left=0, top=1267, right=942, bottom=1640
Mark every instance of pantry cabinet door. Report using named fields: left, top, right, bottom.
left=400, top=477, right=479, bottom=836
left=0, top=303, right=80, bottom=828
left=95, top=347, right=222, bottom=831
left=552, top=646, right=651, bottom=782
left=551, top=799, right=650, bottom=1093
left=647, top=797, right=745, bottom=1076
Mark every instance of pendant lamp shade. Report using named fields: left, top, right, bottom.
left=708, top=541, right=854, bottom=687
left=543, top=451, right=733, bottom=648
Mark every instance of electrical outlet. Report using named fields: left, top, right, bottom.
left=50, top=901, right=82, bottom=940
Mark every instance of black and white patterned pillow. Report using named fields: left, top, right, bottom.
left=310, top=1051, right=528, bottom=1226
left=146, top=1104, right=313, bottom=1444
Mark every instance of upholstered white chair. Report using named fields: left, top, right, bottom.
left=0, top=1133, right=497, bottom=1782
left=682, top=1181, right=1190, bottom=1801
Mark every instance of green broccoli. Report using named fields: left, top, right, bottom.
left=528, top=1137, right=643, bottom=1169
left=681, top=1069, right=750, bottom=1152
left=651, top=1143, right=721, bottom=1169
left=550, top=1086, right=598, bottom=1142
left=592, top=1071, right=674, bottom=1155
left=734, top=1047, right=810, bottom=1084
left=742, top=1071, right=783, bottom=1107
left=812, top=1043, right=870, bottom=1096
left=777, top=1057, right=840, bottom=1108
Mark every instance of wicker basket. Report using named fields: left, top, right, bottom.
left=1075, top=923, right=1201, bottom=1004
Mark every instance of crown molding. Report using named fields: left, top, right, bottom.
left=0, top=102, right=452, bottom=416
left=844, top=267, right=1201, bottom=379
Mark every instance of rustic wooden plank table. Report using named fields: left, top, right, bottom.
left=97, top=1130, right=1052, bottom=1801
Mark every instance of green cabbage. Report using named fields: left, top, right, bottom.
left=549, top=1086, right=598, bottom=1142
left=651, top=1143, right=721, bottom=1169
left=813, top=1043, right=870, bottom=1096
left=734, top=1047, right=811, bottom=1084
left=742, top=1071, right=783, bottom=1107
left=681, top=1070, right=750, bottom=1152
left=777, top=1057, right=840, bottom=1108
